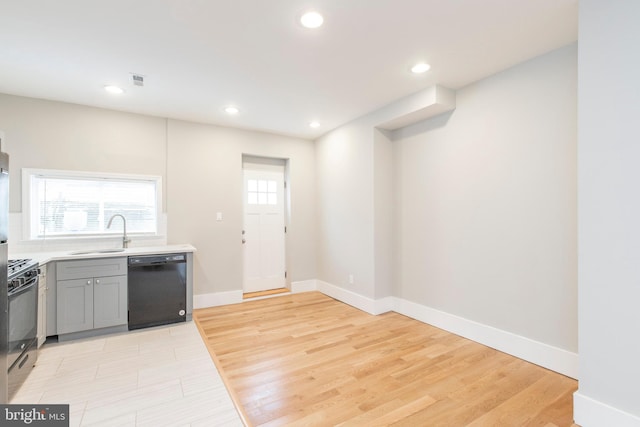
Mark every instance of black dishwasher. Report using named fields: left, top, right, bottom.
left=128, top=253, right=187, bottom=330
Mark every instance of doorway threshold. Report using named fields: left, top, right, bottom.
left=243, top=288, right=290, bottom=300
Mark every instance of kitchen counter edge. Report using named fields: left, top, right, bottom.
left=10, top=244, right=197, bottom=266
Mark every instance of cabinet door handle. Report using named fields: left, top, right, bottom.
left=95, top=279, right=100, bottom=285
left=87, top=280, right=91, bottom=286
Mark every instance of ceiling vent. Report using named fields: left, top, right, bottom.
left=132, top=74, right=144, bottom=87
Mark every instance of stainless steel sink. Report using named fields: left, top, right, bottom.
left=69, top=249, right=126, bottom=255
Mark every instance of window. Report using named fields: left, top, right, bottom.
left=23, top=169, right=161, bottom=239
left=247, top=179, right=277, bottom=205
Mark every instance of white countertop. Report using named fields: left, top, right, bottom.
left=10, top=244, right=196, bottom=266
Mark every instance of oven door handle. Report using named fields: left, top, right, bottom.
left=8, top=277, right=38, bottom=297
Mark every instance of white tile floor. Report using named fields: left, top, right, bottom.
left=10, top=322, right=244, bottom=427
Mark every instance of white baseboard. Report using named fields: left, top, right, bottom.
left=291, top=279, right=318, bottom=293
left=313, top=281, right=395, bottom=315
left=574, top=392, right=640, bottom=427
left=195, top=281, right=318, bottom=309
left=194, top=290, right=243, bottom=309
left=392, top=297, right=578, bottom=379
left=374, top=296, right=395, bottom=315
left=195, top=280, right=578, bottom=378
left=307, top=280, right=577, bottom=378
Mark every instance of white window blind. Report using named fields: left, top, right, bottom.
left=24, top=169, right=160, bottom=239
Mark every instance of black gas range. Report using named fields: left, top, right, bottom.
left=8, top=258, right=39, bottom=291
left=6, top=258, right=39, bottom=400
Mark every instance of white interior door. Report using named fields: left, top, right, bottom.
left=243, top=164, right=286, bottom=293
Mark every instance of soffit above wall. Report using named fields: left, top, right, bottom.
left=376, top=85, right=456, bottom=131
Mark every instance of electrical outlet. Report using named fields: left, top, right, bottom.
left=216, top=212, right=223, bottom=221
left=348, top=274, right=354, bottom=285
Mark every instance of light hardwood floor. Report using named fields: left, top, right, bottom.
left=194, top=292, right=578, bottom=427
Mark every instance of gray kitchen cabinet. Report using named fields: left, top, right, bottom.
left=57, top=278, right=93, bottom=334
left=56, top=257, right=127, bottom=336
left=93, top=275, right=127, bottom=329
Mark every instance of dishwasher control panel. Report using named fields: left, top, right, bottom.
left=128, top=253, right=186, bottom=264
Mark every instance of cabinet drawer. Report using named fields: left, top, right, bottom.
left=57, top=257, right=127, bottom=281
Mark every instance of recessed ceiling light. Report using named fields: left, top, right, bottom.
left=104, top=85, right=124, bottom=94
left=411, top=63, right=431, bottom=74
left=300, top=11, right=324, bottom=29
left=309, top=121, right=320, bottom=128
left=224, top=106, right=240, bottom=115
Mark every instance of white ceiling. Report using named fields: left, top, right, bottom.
left=0, top=0, right=578, bottom=140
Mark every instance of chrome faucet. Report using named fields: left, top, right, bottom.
left=107, top=214, right=131, bottom=248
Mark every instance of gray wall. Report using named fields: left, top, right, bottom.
left=576, top=0, right=640, bottom=423
left=0, top=94, right=167, bottom=212
left=373, top=129, right=394, bottom=299
left=314, top=86, right=447, bottom=300
left=393, top=45, right=577, bottom=352
left=315, top=119, right=376, bottom=297
left=315, top=44, right=578, bottom=354
left=0, top=94, right=317, bottom=297
left=166, top=119, right=316, bottom=295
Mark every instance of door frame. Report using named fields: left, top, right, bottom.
left=241, top=155, right=290, bottom=292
